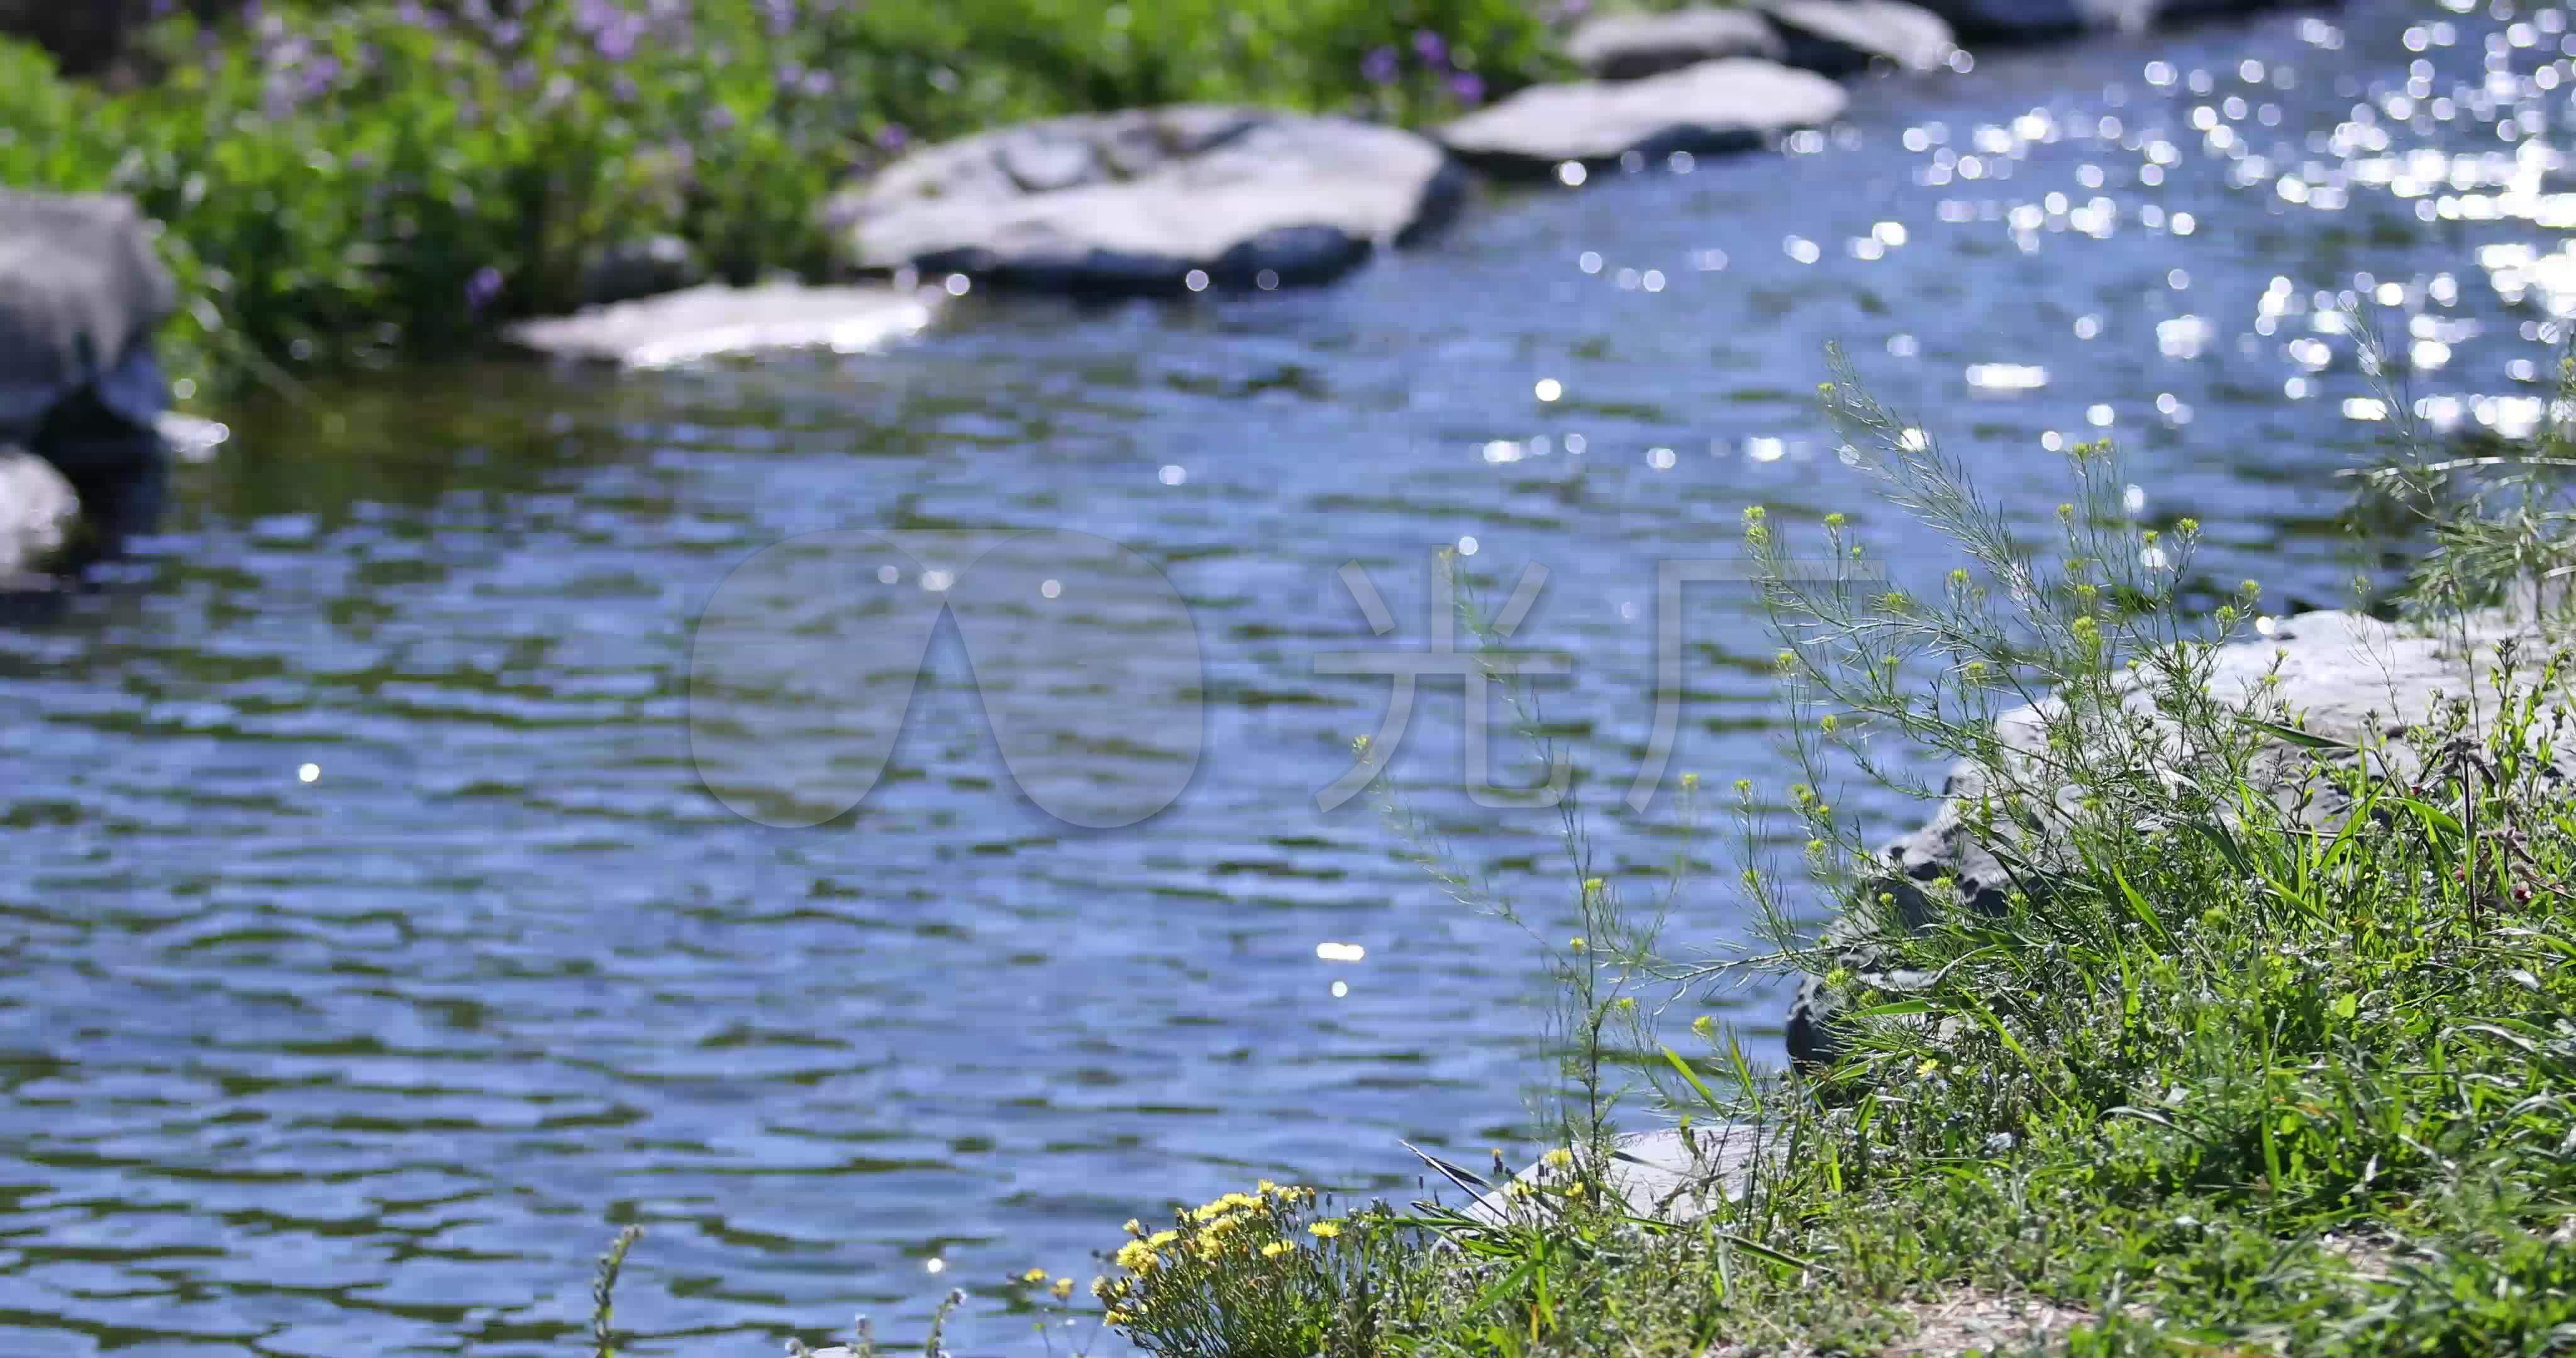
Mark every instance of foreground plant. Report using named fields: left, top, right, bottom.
left=1064, top=343, right=2576, bottom=1355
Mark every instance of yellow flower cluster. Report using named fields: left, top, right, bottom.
left=1094, top=1180, right=1333, bottom=1335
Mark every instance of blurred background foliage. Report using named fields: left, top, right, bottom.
left=0, top=0, right=1571, bottom=397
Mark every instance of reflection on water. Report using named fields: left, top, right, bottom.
left=4, top=0, right=2572, bottom=1350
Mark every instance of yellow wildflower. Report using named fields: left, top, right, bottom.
left=1566, top=1181, right=1588, bottom=1197
left=1022, top=1267, right=1048, bottom=1283
left=1308, top=1220, right=1342, bottom=1239
left=1105, top=1310, right=1135, bottom=1327
left=1052, top=1277, right=1074, bottom=1300
left=1507, top=1182, right=1534, bottom=1200
left=1255, top=1179, right=1280, bottom=1196
left=1112, top=1240, right=1152, bottom=1272
left=1122, top=1218, right=1143, bottom=1237
left=1261, top=1240, right=1291, bottom=1257
left=1568, top=937, right=1586, bottom=952
left=1916, top=1057, right=1941, bottom=1078
left=1541, top=1148, right=1574, bottom=1170
left=1147, top=1230, right=1179, bottom=1248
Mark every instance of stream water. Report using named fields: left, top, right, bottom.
left=4, top=0, right=2572, bottom=1350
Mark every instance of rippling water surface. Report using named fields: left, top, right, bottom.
left=6, top=0, right=2573, bottom=1350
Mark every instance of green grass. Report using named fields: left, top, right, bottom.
left=3, top=0, right=1568, bottom=398
left=880, top=341, right=2576, bottom=1358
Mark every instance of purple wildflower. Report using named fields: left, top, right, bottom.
left=301, top=54, right=341, bottom=100
left=801, top=68, right=834, bottom=98
left=1412, top=29, right=1448, bottom=68
left=763, top=0, right=797, bottom=36
left=875, top=121, right=908, bottom=150
left=465, top=266, right=504, bottom=311
left=706, top=105, right=738, bottom=133
left=1448, top=70, right=1484, bottom=105
left=1360, top=46, right=1398, bottom=85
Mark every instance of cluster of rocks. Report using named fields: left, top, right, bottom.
left=811, top=0, right=2322, bottom=291
left=0, top=189, right=175, bottom=595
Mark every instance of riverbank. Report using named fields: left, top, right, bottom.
left=1013, top=409, right=2576, bottom=1354
left=3, top=0, right=1568, bottom=397
left=3, top=0, right=2333, bottom=404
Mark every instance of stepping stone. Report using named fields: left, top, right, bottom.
left=504, top=282, right=938, bottom=368
left=1760, top=0, right=1956, bottom=74
left=1437, top=58, right=1847, bottom=177
left=1566, top=7, right=1786, bottom=79
left=826, top=106, right=1465, bottom=294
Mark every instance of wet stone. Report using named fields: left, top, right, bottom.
left=503, top=282, right=940, bottom=368
left=1436, top=58, right=1848, bottom=176
left=826, top=106, right=1465, bottom=294
left=1566, top=8, right=1787, bottom=80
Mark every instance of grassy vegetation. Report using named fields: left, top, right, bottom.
left=796, top=344, right=2576, bottom=1358
left=2, top=0, right=1567, bottom=397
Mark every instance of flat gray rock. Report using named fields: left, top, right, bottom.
left=0, top=188, right=175, bottom=438
left=828, top=106, right=1465, bottom=294
left=1760, top=0, right=1955, bottom=73
left=1468, top=1128, right=1775, bottom=1226
left=504, top=282, right=938, bottom=368
left=1566, top=8, right=1785, bottom=80
left=1789, top=606, right=2565, bottom=1068
left=0, top=444, right=78, bottom=582
left=1438, top=59, right=1846, bottom=175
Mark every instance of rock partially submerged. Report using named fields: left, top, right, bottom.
left=1438, top=58, right=1848, bottom=176
left=1567, top=3, right=1952, bottom=81
left=1788, top=607, right=2564, bottom=1069
left=1763, top=0, right=1957, bottom=74
left=504, top=282, right=938, bottom=368
left=0, top=188, right=174, bottom=571
left=1567, top=8, right=1785, bottom=79
left=828, top=106, right=1465, bottom=294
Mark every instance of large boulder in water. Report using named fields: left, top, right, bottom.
left=825, top=106, right=1466, bottom=295
left=1787, top=606, right=2567, bottom=1069
left=1437, top=59, right=1847, bottom=176
left=0, top=188, right=174, bottom=570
